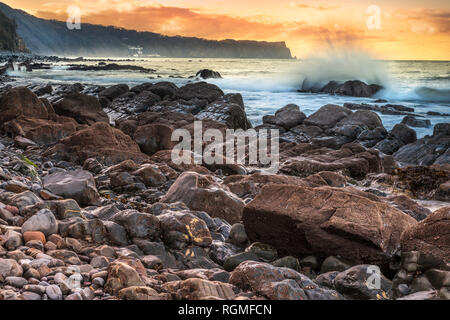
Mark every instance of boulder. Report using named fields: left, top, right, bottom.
left=273, top=104, right=306, bottom=130
left=196, top=69, right=222, bottom=79
left=401, top=116, right=431, bottom=128
left=280, top=143, right=382, bottom=179
left=0, top=87, right=48, bottom=124
left=162, top=172, right=245, bottom=224
left=196, top=100, right=251, bottom=130
left=163, top=278, right=236, bottom=300
left=99, top=84, right=129, bottom=101
left=319, top=80, right=383, bottom=97
left=118, top=286, right=164, bottom=300
left=0, top=258, right=23, bottom=281
left=335, top=110, right=383, bottom=130
left=243, top=184, right=417, bottom=270
left=112, top=209, right=160, bottom=240
left=394, top=123, right=449, bottom=165
left=334, top=265, right=393, bottom=299
left=43, top=122, right=148, bottom=165
left=304, top=104, right=352, bottom=129
left=43, top=170, right=100, bottom=207
left=21, top=209, right=58, bottom=237
left=53, top=93, right=109, bottom=125
left=175, top=82, right=224, bottom=103
left=133, top=123, right=174, bottom=155
left=230, top=261, right=342, bottom=300
left=158, top=210, right=212, bottom=249
left=401, top=207, right=450, bottom=270
left=105, top=261, right=144, bottom=295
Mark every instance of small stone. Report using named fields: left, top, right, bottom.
left=320, top=256, right=351, bottom=273
left=5, top=276, right=28, bottom=288
left=45, top=284, right=63, bottom=300
left=23, top=231, right=46, bottom=244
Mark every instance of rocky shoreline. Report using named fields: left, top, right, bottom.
left=0, top=69, right=448, bottom=300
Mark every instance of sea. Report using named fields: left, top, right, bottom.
left=5, top=56, right=450, bottom=138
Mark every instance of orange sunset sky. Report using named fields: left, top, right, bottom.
left=3, top=0, right=450, bottom=60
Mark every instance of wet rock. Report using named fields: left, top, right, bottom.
left=196, top=69, right=222, bottom=79
left=175, top=82, right=224, bottom=104
left=316, top=80, right=383, bottom=97
left=99, top=84, right=129, bottom=102
left=394, top=123, right=449, bottom=165
left=401, top=116, right=431, bottom=128
left=43, top=169, right=101, bottom=207
left=243, top=184, right=417, bottom=271
left=53, top=93, right=109, bottom=125
left=162, top=172, right=245, bottom=224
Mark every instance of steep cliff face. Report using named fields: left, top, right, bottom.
left=0, top=9, right=27, bottom=52
left=0, top=2, right=292, bottom=59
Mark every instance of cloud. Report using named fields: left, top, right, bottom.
left=288, top=2, right=340, bottom=10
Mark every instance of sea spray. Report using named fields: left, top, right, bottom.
left=293, top=47, right=389, bottom=91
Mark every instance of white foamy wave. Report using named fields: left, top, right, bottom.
left=376, top=86, right=450, bottom=103
left=293, top=47, right=389, bottom=91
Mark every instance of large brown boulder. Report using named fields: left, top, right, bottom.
left=0, top=87, right=48, bottom=123
left=161, top=171, right=245, bottom=224
left=280, top=143, right=382, bottom=179
left=3, top=117, right=78, bottom=145
left=401, top=207, right=450, bottom=270
left=223, top=171, right=347, bottom=198
left=43, top=122, right=149, bottom=165
left=243, top=184, right=417, bottom=270
left=133, top=123, right=175, bottom=155
left=0, top=87, right=79, bottom=145
left=53, top=93, right=109, bottom=125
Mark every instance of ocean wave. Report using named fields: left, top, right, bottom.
left=377, top=86, right=450, bottom=103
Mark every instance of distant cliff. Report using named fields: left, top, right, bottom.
left=0, top=9, right=27, bottom=52
left=0, top=2, right=292, bottom=59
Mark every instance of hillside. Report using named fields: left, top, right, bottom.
left=0, top=9, right=27, bottom=52
left=0, top=2, right=292, bottom=59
